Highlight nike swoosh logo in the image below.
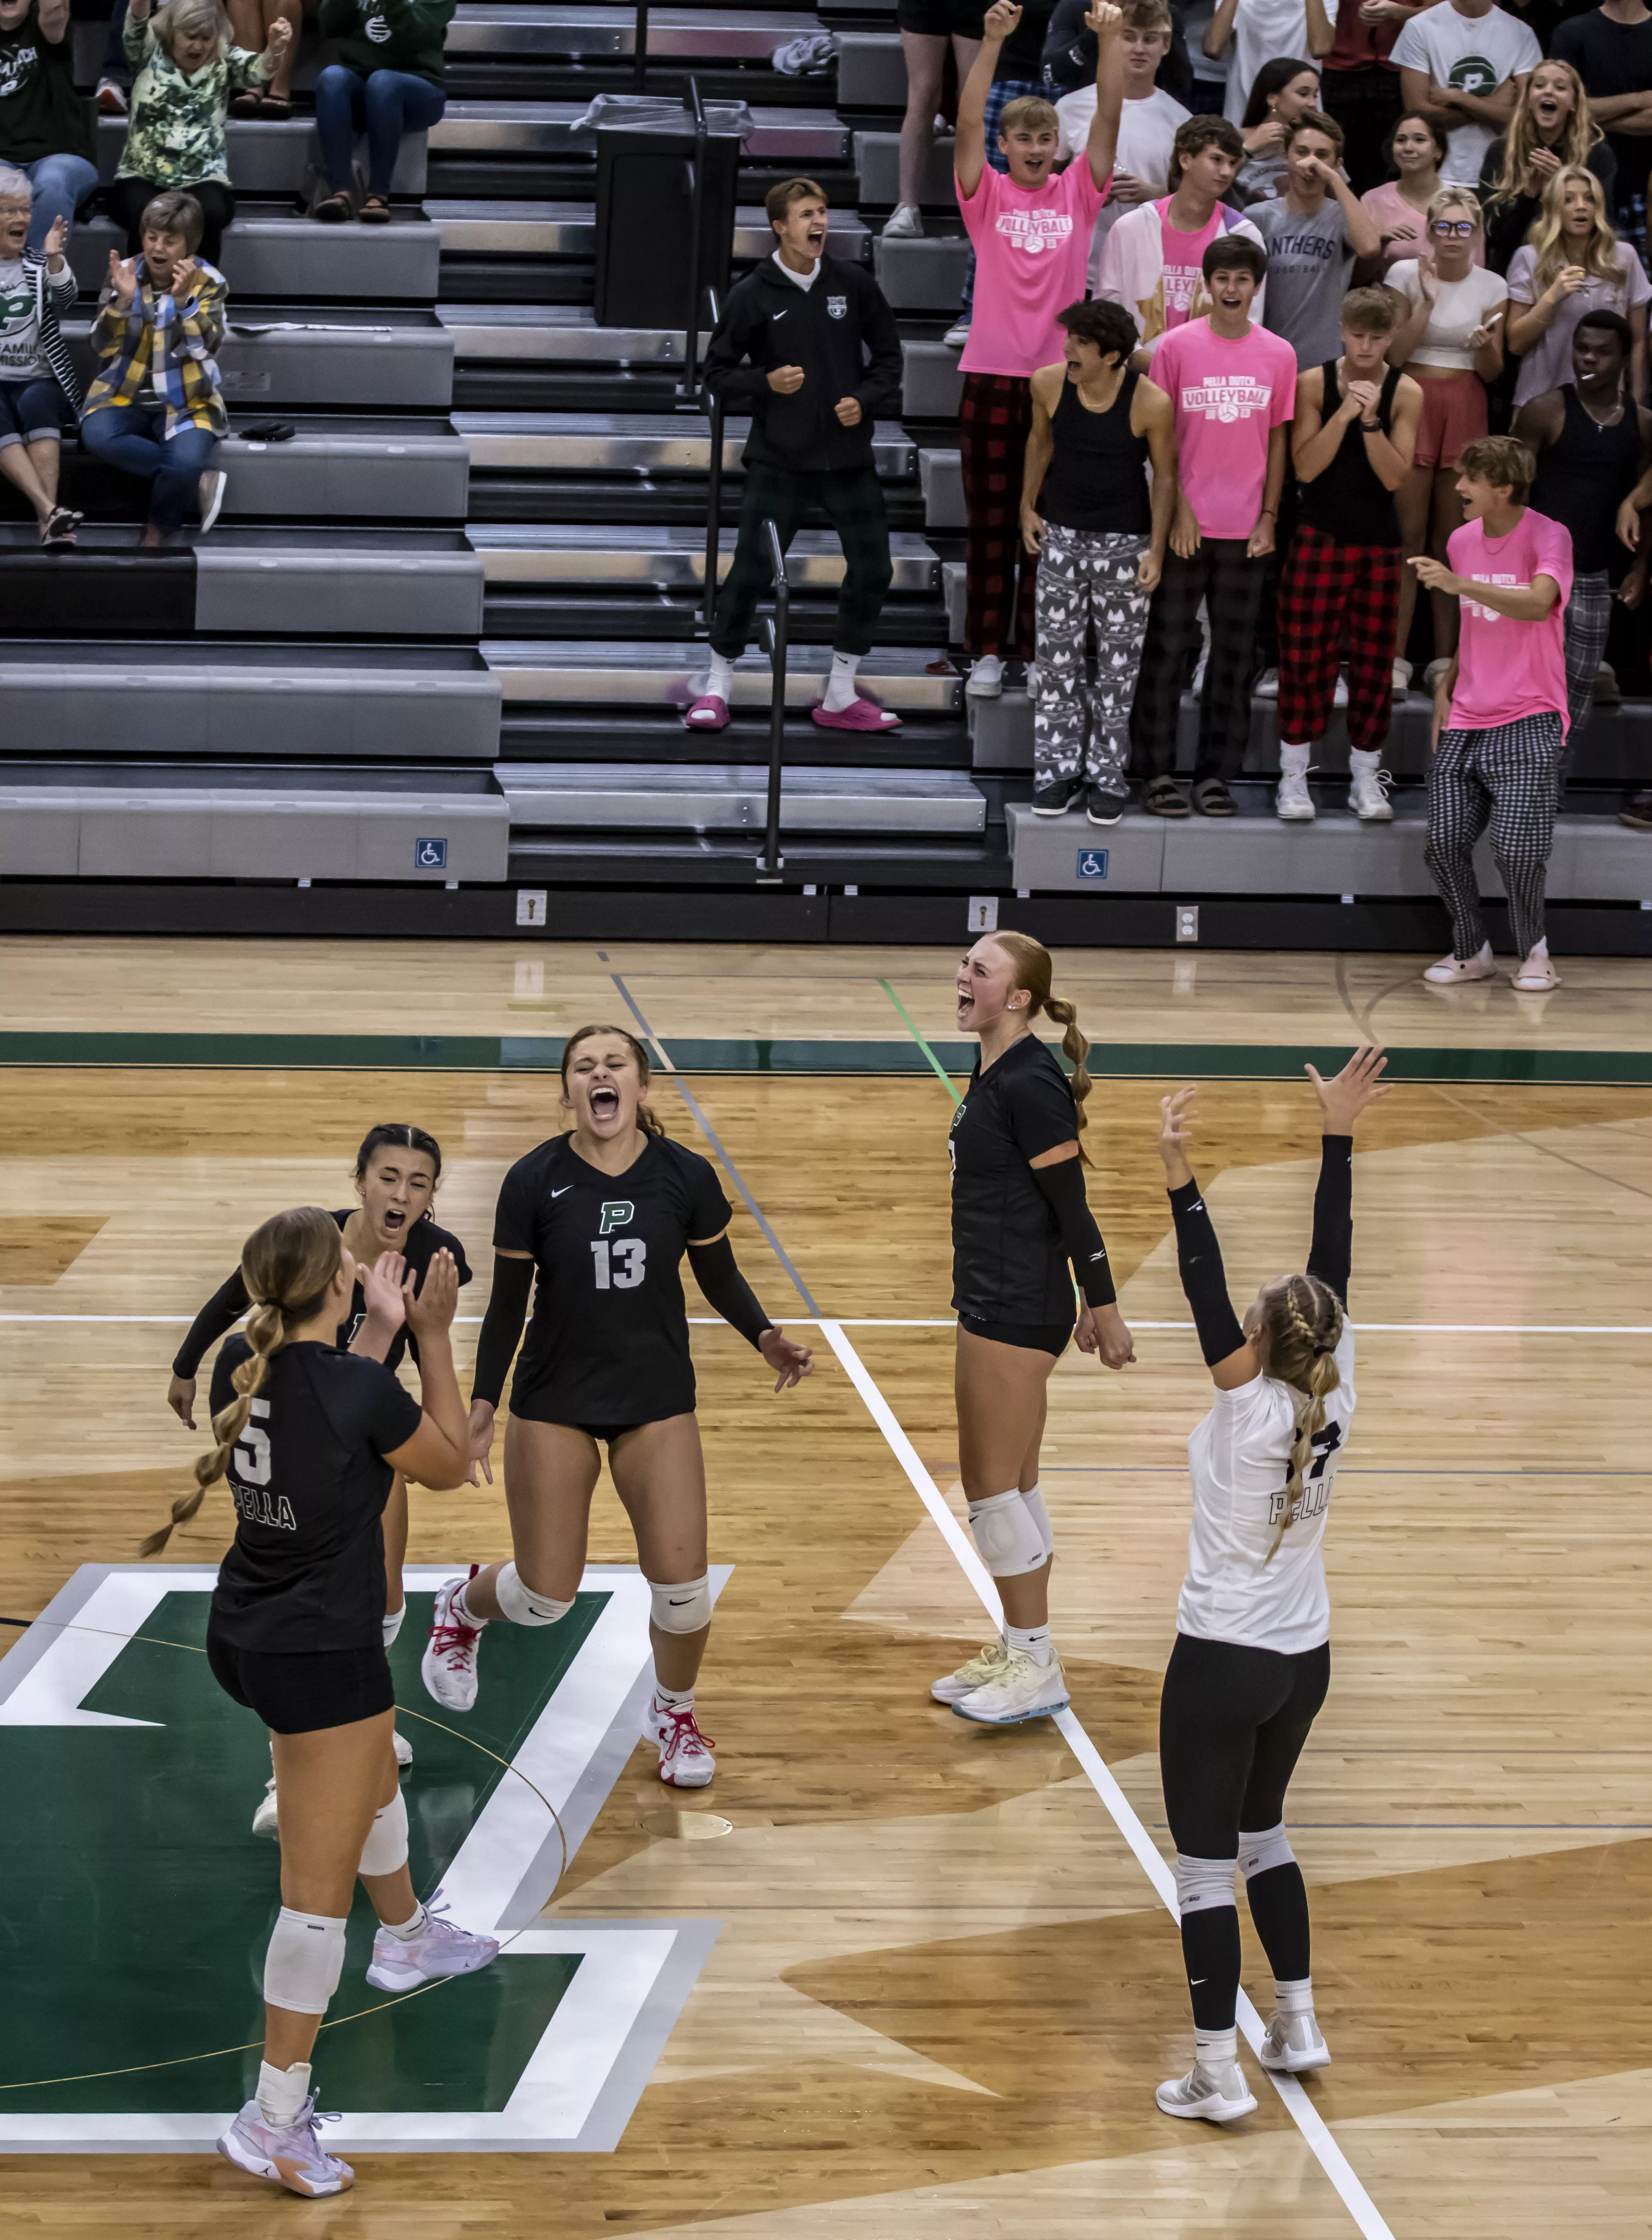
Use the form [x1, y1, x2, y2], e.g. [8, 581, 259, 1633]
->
[669, 1596, 696, 1606]
[773, 309, 787, 319]
[551, 1186, 574, 1198]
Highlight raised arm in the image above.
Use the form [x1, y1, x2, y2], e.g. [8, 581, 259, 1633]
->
[1303, 1047, 1389, 1305]
[384, 1251, 472, 1491]
[686, 1228, 812, 1390]
[1085, 0, 1126, 190]
[1155, 1089, 1253, 1390]
[957, 0, 1020, 200]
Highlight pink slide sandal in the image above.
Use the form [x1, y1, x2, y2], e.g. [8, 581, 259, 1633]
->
[683, 695, 730, 731]
[811, 698, 902, 733]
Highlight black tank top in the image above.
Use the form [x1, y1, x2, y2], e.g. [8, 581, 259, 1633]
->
[1530, 384, 1642, 576]
[1298, 359, 1403, 549]
[1038, 367, 1153, 536]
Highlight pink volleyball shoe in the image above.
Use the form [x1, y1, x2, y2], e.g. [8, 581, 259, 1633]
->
[811, 697, 902, 732]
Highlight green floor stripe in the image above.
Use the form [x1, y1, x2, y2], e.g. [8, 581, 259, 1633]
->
[1, 1032, 1651, 1087]
[878, 980, 964, 1106]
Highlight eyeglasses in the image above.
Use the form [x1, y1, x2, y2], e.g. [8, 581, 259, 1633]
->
[1430, 219, 1476, 237]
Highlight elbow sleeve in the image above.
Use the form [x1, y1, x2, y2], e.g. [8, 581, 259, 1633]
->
[1032, 1156, 1117, 1309]
[687, 1236, 773, 1348]
[1306, 1134, 1353, 1305]
[470, 1254, 534, 1408]
[1168, 1179, 1246, 1368]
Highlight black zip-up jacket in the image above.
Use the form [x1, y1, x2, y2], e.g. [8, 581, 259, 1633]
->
[703, 253, 904, 474]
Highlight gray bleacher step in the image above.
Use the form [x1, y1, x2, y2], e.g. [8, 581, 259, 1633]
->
[64, 309, 452, 410]
[470, 523, 937, 587]
[428, 199, 866, 259]
[497, 760, 984, 833]
[0, 780, 508, 882]
[837, 30, 905, 106]
[448, 6, 825, 56]
[855, 128, 954, 206]
[97, 115, 426, 194]
[874, 235, 969, 311]
[430, 101, 846, 157]
[68, 207, 439, 302]
[919, 447, 962, 529]
[216, 417, 470, 520]
[440, 304, 698, 362]
[484, 638, 959, 707]
[902, 337, 963, 420]
[455, 409, 912, 475]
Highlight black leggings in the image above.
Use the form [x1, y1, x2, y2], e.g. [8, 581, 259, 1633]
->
[110, 176, 236, 269]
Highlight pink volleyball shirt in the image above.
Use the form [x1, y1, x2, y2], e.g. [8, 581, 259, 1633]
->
[1152, 316, 1298, 540]
[1447, 509, 1573, 734]
[957, 156, 1109, 378]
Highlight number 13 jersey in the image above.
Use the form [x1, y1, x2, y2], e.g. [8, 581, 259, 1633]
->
[493, 1132, 733, 1427]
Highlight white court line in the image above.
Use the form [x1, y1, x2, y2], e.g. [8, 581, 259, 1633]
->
[818, 1317, 1397, 2240]
[6, 1314, 1652, 1336]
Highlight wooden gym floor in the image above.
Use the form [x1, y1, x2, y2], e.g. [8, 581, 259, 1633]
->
[2, 937, 1651, 2238]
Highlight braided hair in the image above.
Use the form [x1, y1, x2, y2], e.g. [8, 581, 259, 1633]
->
[1252, 1271, 1344, 1533]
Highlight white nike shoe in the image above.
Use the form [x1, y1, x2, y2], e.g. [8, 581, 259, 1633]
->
[881, 202, 924, 238]
[644, 1696, 717, 1786]
[1275, 769, 1315, 821]
[251, 1773, 279, 1841]
[393, 1727, 413, 1768]
[1259, 2009, 1330, 2073]
[217, 2096, 353, 2197]
[1423, 941, 1495, 984]
[952, 1647, 1069, 1725]
[1348, 765, 1393, 821]
[1156, 2060, 1257, 2122]
[421, 1571, 485, 1711]
[930, 1638, 1010, 1704]
[365, 1897, 501, 1993]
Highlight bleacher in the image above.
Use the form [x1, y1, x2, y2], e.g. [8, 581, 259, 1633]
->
[5, 0, 1650, 946]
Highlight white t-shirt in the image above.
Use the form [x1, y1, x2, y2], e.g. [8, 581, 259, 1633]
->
[1389, 256, 1507, 367]
[771, 251, 820, 291]
[1390, 2, 1542, 183]
[1219, 0, 1340, 127]
[1057, 84, 1192, 283]
[1176, 1320, 1356, 1656]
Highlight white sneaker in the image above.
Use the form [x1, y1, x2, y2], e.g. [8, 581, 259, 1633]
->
[1423, 655, 1453, 691]
[966, 654, 1003, 699]
[365, 1898, 501, 1993]
[1349, 765, 1393, 821]
[1190, 642, 1209, 694]
[643, 1696, 717, 1786]
[943, 316, 971, 348]
[952, 1647, 1069, 1725]
[1155, 2061, 1257, 2123]
[1022, 661, 1040, 699]
[1275, 770, 1315, 821]
[197, 468, 228, 534]
[1332, 668, 1349, 708]
[1392, 658, 1412, 696]
[421, 1571, 485, 1711]
[1254, 666, 1279, 699]
[1423, 942, 1494, 984]
[931, 1638, 1010, 1704]
[881, 202, 924, 238]
[251, 1773, 279, 1841]
[393, 1728, 413, 1769]
[217, 2096, 353, 2197]
[1259, 2010, 1331, 2073]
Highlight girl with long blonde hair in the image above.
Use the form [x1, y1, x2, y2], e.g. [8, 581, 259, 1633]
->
[1506, 164, 1650, 408]
[1148, 1048, 1385, 2126]
[1480, 59, 1609, 275]
[933, 933, 1135, 1726]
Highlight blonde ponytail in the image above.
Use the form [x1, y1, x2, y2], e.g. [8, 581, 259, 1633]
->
[141, 1208, 344, 1558]
[1252, 1272, 1344, 1553]
[985, 932, 1094, 1155]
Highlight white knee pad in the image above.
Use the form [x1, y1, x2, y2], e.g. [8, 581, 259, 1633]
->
[1175, 1852, 1239, 1917]
[649, 1573, 712, 1634]
[359, 1786, 409, 1877]
[966, 1489, 1048, 1579]
[1020, 1483, 1054, 1563]
[263, 1907, 348, 2015]
[495, 1561, 575, 1628]
[381, 1603, 406, 1650]
[1239, 1823, 1297, 1881]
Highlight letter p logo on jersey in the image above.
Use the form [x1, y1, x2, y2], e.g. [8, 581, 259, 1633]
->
[599, 1201, 635, 1235]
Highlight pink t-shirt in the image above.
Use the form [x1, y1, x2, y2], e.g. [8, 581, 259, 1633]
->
[1155, 199, 1223, 331]
[957, 157, 1109, 377]
[1152, 316, 1298, 540]
[1447, 509, 1574, 734]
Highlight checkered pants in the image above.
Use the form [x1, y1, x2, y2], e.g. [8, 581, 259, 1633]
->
[1563, 566, 1611, 755]
[961, 371, 1038, 658]
[1130, 540, 1267, 782]
[711, 461, 893, 659]
[1277, 528, 1403, 754]
[1425, 711, 1565, 961]
[1033, 527, 1151, 789]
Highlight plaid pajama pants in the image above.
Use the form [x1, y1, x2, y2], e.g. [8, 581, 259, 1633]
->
[1130, 540, 1267, 783]
[961, 372, 1038, 659]
[710, 461, 893, 659]
[1277, 528, 1403, 754]
[1033, 526, 1151, 789]
[1562, 566, 1611, 757]
[1425, 711, 1565, 962]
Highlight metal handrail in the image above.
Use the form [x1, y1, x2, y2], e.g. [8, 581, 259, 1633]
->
[757, 515, 787, 880]
[632, 0, 648, 91]
[674, 73, 709, 403]
[701, 380, 725, 631]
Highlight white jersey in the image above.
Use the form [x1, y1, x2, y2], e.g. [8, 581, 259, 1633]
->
[1175, 1320, 1355, 1656]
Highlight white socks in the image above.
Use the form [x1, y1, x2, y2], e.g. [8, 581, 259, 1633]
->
[382, 1601, 405, 1649]
[1348, 747, 1382, 779]
[1194, 2025, 1239, 2076]
[822, 650, 861, 714]
[450, 1580, 487, 1629]
[256, 2058, 312, 2130]
[1275, 1975, 1314, 2016]
[705, 652, 735, 703]
[653, 1680, 695, 1712]
[379, 1902, 428, 1944]
[1280, 741, 1311, 778]
[1005, 1621, 1054, 1669]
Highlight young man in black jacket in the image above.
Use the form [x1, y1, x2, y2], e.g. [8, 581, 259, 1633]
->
[688, 177, 906, 733]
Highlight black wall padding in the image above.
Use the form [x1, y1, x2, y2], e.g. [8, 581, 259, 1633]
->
[1, 551, 196, 635]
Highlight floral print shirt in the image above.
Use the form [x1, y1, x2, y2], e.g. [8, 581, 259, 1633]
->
[115, 17, 271, 186]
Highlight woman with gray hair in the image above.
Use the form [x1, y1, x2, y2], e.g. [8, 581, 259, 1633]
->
[108, 0, 289, 265]
[0, 162, 82, 544]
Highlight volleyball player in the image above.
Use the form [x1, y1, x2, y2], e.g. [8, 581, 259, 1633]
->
[141, 1208, 498, 2199]
[1150, 1045, 1386, 2123]
[167, 1124, 470, 1831]
[935, 932, 1135, 1727]
[421, 1024, 813, 1788]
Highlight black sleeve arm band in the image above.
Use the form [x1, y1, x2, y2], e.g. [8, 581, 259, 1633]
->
[1031, 1156, 1118, 1309]
[470, 1254, 535, 1408]
[171, 1269, 251, 1378]
[1168, 1177, 1246, 1368]
[687, 1235, 774, 1349]
[1306, 1133, 1354, 1305]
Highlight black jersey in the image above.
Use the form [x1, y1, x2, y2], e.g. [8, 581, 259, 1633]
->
[494, 1132, 732, 1426]
[208, 1339, 422, 1655]
[949, 1035, 1083, 1326]
[173, 1210, 471, 1380]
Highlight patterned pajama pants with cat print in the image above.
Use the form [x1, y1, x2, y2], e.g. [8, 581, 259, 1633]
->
[1033, 526, 1152, 794]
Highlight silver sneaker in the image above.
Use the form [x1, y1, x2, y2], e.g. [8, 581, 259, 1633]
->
[1259, 2009, 1330, 2073]
[1155, 2060, 1257, 2122]
[366, 1897, 501, 1993]
[930, 1638, 1010, 1704]
[217, 2095, 353, 2196]
[881, 202, 924, 238]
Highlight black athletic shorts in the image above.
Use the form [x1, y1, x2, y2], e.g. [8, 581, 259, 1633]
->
[509, 1391, 691, 1438]
[1159, 1631, 1331, 1858]
[208, 1627, 396, 1735]
[897, 0, 986, 35]
[959, 1312, 1074, 1356]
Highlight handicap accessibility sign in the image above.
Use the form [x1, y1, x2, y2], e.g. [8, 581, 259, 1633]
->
[415, 837, 449, 870]
[1076, 848, 1109, 881]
